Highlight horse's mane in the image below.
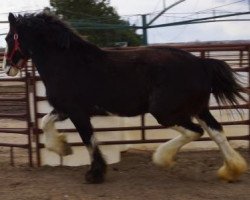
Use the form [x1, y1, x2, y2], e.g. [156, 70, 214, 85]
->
[16, 13, 104, 55]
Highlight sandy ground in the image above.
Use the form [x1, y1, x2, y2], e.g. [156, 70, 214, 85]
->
[0, 149, 250, 200]
[1, 84, 250, 200]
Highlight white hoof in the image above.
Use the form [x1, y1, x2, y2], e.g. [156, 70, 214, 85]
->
[45, 134, 73, 156]
[41, 114, 58, 131]
[218, 152, 248, 182]
[152, 147, 177, 168]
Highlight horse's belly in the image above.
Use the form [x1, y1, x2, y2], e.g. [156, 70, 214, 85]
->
[100, 98, 148, 117]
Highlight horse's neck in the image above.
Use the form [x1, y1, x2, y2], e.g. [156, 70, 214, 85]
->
[31, 46, 84, 82]
[31, 47, 59, 82]
[30, 39, 104, 81]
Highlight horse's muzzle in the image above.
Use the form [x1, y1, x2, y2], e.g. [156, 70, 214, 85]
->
[4, 64, 19, 76]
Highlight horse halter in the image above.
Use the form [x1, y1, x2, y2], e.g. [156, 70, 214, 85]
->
[5, 33, 28, 69]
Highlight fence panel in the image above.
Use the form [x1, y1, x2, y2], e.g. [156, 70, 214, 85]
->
[0, 52, 33, 166]
[0, 43, 249, 166]
[31, 43, 250, 166]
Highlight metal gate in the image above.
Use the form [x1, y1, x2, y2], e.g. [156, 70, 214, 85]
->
[0, 43, 249, 166]
[0, 53, 33, 166]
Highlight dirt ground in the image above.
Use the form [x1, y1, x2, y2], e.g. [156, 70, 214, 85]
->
[0, 149, 250, 200]
[1, 84, 250, 200]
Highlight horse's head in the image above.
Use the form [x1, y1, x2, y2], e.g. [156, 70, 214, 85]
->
[3, 12, 103, 76]
[4, 13, 30, 76]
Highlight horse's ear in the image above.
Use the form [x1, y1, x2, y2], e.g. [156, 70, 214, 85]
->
[8, 13, 16, 26]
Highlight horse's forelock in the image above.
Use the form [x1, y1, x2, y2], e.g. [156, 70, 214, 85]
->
[14, 13, 103, 54]
[13, 13, 67, 47]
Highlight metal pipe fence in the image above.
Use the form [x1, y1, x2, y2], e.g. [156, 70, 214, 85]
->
[0, 43, 249, 166]
[0, 53, 33, 166]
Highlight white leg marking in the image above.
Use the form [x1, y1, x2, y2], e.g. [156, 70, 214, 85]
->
[197, 118, 247, 181]
[86, 135, 98, 162]
[42, 113, 72, 156]
[153, 126, 201, 168]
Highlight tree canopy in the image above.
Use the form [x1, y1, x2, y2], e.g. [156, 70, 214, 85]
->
[50, 0, 141, 47]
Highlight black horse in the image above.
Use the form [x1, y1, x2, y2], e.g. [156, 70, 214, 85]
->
[4, 12, 247, 183]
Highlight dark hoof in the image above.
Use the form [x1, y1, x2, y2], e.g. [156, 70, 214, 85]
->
[85, 146, 107, 184]
[85, 169, 105, 184]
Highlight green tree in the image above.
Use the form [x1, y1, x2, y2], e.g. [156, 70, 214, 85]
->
[50, 0, 141, 47]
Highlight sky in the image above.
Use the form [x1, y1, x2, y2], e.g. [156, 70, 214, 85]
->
[0, 0, 250, 47]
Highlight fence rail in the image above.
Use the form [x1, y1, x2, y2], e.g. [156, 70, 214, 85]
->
[0, 66, 33, 166]
[0, 42, 249, 166]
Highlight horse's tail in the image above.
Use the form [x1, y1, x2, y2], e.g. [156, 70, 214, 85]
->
[205, 58, 247, 106]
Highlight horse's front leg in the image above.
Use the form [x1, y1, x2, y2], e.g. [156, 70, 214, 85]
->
[69, 111, 107, 184]
[41, 109, 73, 156]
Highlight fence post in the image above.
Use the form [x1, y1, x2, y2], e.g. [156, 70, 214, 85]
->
[141, 15, 148, 45]
[141, 114, 146, 141]
[248, 46, 250, 151]
[30, 63, 41, 166]
[25, 67, 33, 167]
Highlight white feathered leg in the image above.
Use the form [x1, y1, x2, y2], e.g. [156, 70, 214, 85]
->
[41, 112, 72, 156]
[197, 118, 247, 182]
[153, 126, 202, 168]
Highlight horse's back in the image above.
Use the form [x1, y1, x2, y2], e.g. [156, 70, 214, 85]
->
[97, 47, 211, 118]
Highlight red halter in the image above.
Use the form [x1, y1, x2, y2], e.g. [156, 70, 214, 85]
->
[5, 33, 28, 69]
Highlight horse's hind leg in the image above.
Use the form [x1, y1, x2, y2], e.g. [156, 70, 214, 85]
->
[41, 109, 72, 156]
[68, 111, 107, 184]
[153, 117, 204, 168]
[197, 109, 247, 182]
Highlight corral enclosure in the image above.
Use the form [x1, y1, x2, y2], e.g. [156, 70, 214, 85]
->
[1, 42, 250, 200]
[0, 42, 250, 167]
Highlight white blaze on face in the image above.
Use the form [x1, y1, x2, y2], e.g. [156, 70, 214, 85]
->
[2, 46, 7, 72]
[2, 46, 20, 77]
